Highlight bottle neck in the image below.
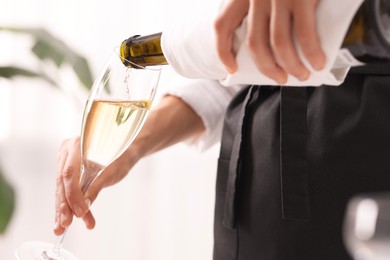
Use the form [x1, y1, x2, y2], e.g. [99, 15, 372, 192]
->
[120, 33, 168, 68]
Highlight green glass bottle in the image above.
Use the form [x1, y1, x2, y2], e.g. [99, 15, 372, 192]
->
[120, 33, 168, 69]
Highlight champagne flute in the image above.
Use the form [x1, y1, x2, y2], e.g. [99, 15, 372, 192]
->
[15, 49, 161, 260]
[343, 192, 390, 260]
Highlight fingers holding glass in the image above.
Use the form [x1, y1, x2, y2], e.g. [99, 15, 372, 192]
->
[54, 138, 92, 235]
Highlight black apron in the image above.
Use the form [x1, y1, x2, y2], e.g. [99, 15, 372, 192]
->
[213, 62, 390, 260]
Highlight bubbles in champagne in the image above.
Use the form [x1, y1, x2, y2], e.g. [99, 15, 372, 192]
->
[124, 67, 131, 99]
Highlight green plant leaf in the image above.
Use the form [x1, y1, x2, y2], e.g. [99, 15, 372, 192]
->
[0, 168, 15, 234]
[72, 56, 94, 89]
[31, 38, 65, 67]
[0, 66, 57, 86]
[0, 27, 93, 90]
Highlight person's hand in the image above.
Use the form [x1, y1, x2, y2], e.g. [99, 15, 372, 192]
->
[53, 95, 206, 236]
[54, 137, 139, 235]
[214, 0, 326, 84]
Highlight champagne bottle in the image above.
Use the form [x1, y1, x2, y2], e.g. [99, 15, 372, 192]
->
[120, 33, 167, 69]
[342, 0, 390, 59]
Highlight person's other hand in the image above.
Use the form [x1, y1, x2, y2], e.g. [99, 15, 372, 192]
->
[214, 0, 326, 84]
[54, 137, 138, 235]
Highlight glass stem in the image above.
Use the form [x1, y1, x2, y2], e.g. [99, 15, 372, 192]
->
[51, 229, 67, 257]
[50, 163, 104, 258]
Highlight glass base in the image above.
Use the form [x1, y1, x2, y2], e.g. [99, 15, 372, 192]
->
[15, 241, 78, 260]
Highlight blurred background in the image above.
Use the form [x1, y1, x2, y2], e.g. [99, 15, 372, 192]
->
[0, 0, 222, 259]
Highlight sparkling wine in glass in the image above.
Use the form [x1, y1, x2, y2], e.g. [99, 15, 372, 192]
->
[343, 192, 390, 260]
[15, 50, 161, 260]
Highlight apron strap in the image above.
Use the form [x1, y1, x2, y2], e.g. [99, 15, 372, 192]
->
[223, 85, 257, 229]
[280, 87, 310, 221]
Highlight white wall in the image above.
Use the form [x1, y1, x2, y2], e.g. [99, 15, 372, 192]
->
[0, 0, 221, 259]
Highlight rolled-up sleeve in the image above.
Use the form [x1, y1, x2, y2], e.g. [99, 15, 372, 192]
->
[161, 77, 242, 151]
